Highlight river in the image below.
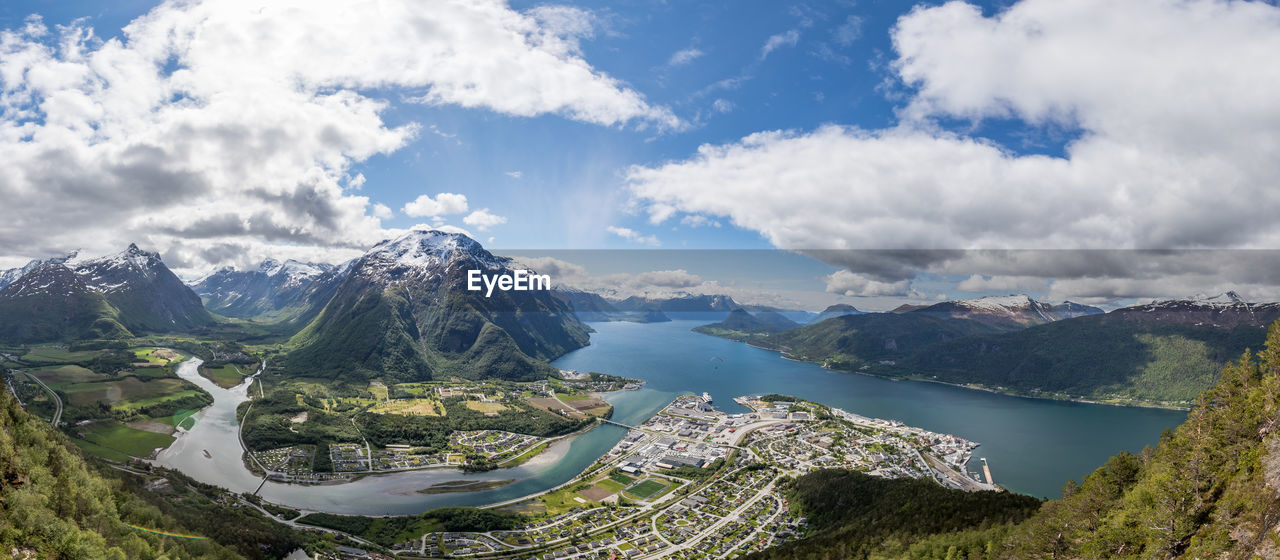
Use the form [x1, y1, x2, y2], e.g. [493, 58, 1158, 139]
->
[154, 319, 1186, 515]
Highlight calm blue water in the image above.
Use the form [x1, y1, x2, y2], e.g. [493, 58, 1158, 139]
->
[552, 320, 1188, 499]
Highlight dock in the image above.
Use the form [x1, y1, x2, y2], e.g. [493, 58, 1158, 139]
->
[981, 457, 995, 485]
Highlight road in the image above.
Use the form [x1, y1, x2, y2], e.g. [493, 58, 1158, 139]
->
[652, 472, 786, 559]
[20, 370, 62, 426]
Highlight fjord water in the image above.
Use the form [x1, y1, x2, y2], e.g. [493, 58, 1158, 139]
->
[553, 319, 1188, 499]
[157, 319, 1185, 515]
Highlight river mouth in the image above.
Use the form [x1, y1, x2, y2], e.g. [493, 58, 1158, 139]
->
[152, 319, 1187, 514]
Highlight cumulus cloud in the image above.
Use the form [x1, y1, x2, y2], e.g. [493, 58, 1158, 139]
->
[607, 226, 660, 246]
[760, 30, 800, 59]
[403, 193, 470, 218]
[825, 270, 912, 297]
[463, 209, 508, 231]
[629, 0, 1280, 299]
[371, 203, 394, 220]
[0, 0, 677, 275]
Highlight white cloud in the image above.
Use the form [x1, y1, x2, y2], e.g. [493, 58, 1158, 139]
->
[0, 0, 678, 275]
[371, 203, 394, 220]
[711, 99, 734, 113]
[607, 226, 660, 246]
[668, 48, 704, 66]
[403, 193, 469, 218]
[463, 209, 508, 231]
[760, 29, 800, 59]
[629, 0, 1280, 297]
[505, 171, 523, 179]
[825, 270, 912, 297]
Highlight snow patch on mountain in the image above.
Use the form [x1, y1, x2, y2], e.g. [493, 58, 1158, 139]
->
[360, 230, 506, 280]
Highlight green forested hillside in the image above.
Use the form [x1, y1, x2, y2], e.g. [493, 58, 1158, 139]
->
[0, 387, 315, 559]
[733, 309, 1265, 405]
[762, 312, 1012, 370]
[744, 470, 1041, 560]
[904, 320, 1263, 404]
[755, 322, 1280, 559]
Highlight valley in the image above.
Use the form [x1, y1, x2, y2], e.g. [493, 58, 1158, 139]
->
[0, 234, 1238, 559]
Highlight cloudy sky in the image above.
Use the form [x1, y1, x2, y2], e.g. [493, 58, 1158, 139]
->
[2, 0, 1280, 309]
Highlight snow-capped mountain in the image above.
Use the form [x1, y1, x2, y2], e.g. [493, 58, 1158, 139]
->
[1112, 291, 1280, 327]
[285, 230, 589, 382]
[0, 251, 78, 290]
[0, 244, 211, 342]
[70, 244, 214, 332]
[913, 294, 1103, 327]
[0, 263, 132, 342]
[192, 258, 341, 320]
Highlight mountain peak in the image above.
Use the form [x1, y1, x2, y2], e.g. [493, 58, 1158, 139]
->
[365, 229, 503, 274]
[257, 258, 283, 274]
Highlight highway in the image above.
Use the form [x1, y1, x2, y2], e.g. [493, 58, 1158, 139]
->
[20, 370, 62, 426]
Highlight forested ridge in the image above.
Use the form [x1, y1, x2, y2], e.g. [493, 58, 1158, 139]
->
[0, 383, 315, 559]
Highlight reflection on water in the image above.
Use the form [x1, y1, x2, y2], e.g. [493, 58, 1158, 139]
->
[154, 320, 1187, 515]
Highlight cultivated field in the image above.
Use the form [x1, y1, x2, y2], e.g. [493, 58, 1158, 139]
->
[463, 400, 508, 414]
[369, 398, 444, 416]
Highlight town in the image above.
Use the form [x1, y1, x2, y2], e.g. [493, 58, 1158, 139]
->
[392, 393, 995, 558]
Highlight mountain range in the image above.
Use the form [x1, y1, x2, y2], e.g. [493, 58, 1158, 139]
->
[0, 244, 214, 342]
[192, 258, 351, 327]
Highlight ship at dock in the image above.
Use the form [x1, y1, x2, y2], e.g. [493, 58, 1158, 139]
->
[701, 392, 713, 403]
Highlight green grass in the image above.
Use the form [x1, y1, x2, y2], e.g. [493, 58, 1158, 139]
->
[60, 377, 199, 409]
[157, 410, 200, 430]
[30, 365, 104, 387]
[70, 438, 132, 462]
[497, 441, 548, 467]
[199, 364, 247, 389]
[540, 484, 598, 515]
[21, 347, 102, 363]
[609, 473, 635, 485]
[625, 479, 667, 499]
[77, 421, 175, 458]
[596, 479, 626, 493]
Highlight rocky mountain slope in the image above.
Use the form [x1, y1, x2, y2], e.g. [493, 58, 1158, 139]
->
[192, 258, 351, 329]
[285, 230, 590, 382]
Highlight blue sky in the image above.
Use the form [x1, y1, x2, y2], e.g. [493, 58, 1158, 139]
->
[2, 0, 1279, 309]
[2, 0, 946, 251]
